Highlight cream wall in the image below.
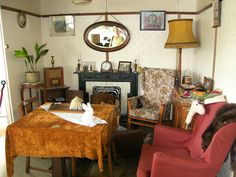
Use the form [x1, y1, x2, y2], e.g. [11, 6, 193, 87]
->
[214, 0, 236, 103]
[1, 1, 43, 120]
[194, 9, 214, 82]
[195, 1, 236, 176]
[195, 0, 236, 103]
[42, 14, 197, 91]
[0, 0, 41, 14]
[196, 0, 211, 10]
[40, 0, 198, 90]
[0, 0, 198, 120]
[41, 0, 197, 14]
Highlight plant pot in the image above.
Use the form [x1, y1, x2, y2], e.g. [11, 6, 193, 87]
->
[25, 71, 40, 83]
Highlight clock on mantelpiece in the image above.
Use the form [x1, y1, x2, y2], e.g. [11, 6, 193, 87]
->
[101, 61, 113, 72]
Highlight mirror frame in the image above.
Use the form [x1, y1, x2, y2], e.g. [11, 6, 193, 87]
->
[84, 21, 130, 52]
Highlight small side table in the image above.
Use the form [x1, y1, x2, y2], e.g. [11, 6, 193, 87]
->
[172, 88, 192, 129]
[20, 82, 46, 104]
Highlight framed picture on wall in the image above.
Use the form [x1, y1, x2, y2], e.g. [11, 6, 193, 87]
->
[118, 61, 132, 72]
[140, 11, 166, 30]
[212, 0, 221, 28]
[50, 15, 75, 36]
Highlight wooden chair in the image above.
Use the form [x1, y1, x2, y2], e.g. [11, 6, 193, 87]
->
[71, 98, 118, 177]
[90, 92, 117, 105]
[65, 89, 84, 102]
[111, 129, 148, 160]
[71, 92, 119, 177]
[127, 67, 176, 129]
[18, 96, 52, 174]
[91, 92, 120, 130]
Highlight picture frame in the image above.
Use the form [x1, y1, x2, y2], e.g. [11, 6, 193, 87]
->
[118, 61, 132, 72]
[82, 61, 96, 72]
[203, 77, 213, 93]
[212, 0, 221, 28]
[50, 15, 75, 36]
[140, 11, 166, 30]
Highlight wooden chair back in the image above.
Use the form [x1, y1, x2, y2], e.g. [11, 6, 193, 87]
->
[18, 97, 40, 117]
[90, 92, 116, 105]
[65, 90, 84, 103]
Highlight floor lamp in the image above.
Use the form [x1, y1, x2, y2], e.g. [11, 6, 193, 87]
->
[164, 19, 199, 86]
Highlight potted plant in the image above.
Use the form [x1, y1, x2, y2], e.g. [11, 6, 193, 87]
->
[14, 43, 49, 83]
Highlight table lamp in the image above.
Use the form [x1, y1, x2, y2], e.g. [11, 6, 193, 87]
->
[164, 19, 199, 85]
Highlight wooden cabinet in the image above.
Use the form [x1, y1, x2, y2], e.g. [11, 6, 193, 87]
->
[42, 85, 70, 102]
[173, 88, 192, 129]
[44, 67, 64, 88]
[42, 67, 69, 102]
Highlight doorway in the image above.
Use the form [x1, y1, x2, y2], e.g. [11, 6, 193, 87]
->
[0, 10, 11, 134]
[0, 10, 12, 177]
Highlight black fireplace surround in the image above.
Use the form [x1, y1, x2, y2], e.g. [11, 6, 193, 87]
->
[74, 71, 139, 102]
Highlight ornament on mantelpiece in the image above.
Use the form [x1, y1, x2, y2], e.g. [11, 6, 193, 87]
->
[77, 59, 81, 72]
[133, 55, 139, 72]
[51, 56, 55, 67]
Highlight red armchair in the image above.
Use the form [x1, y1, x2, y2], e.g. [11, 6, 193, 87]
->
[137, 102, 236, 177]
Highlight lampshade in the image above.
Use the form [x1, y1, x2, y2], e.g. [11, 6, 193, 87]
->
[71, 0, 92, 5]
[164, 19, 199, 49]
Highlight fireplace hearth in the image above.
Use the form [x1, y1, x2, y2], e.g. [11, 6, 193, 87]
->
[93, 86, 121, 100]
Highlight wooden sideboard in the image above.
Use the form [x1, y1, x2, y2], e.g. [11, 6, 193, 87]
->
[173, 88, 192, 129]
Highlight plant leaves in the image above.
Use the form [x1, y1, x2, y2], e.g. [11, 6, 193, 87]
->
[35, 49, 49, 64]
[34, 43, 39, 55]
[14, 51, 25, 58]
[38, 43, 47, 51]
[22, 47, 28, 55]
[14, 43, 48, 72]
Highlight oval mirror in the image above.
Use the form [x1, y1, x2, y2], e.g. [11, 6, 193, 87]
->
[84, 21, 130, 52]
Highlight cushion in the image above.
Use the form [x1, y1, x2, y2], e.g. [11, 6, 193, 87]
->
[129, 107, 160, 120]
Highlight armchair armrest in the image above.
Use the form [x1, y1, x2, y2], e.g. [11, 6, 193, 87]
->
[151, 152, 210, 177]
[153, 125, 191, 147]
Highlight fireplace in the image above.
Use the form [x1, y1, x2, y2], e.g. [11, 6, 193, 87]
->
[93, 86, 121, 99]
[74, 72, 139, 114]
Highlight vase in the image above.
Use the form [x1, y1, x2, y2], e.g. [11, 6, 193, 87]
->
[25, 71, 40, 83]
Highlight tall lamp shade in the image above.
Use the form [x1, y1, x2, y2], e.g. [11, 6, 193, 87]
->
[164, 19, 199, 84]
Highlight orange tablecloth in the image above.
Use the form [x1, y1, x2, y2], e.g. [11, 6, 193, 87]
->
[5, 104, 115, 177]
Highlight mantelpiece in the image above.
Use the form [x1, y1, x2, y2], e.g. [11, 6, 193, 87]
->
[74, 72, 139, 102]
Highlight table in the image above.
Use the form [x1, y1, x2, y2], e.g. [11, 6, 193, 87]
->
[20, 82, 46, 104]
[172, 88, 192, 129]
[5, 103, 116, 177]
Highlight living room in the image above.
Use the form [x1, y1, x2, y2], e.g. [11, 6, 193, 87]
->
[0, 0, 236, 177]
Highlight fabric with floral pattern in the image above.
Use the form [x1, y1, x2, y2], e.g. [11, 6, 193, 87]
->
[128, 67, 176, 120]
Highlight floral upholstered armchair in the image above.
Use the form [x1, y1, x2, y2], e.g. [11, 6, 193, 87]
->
[127, 67, 176, 129]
